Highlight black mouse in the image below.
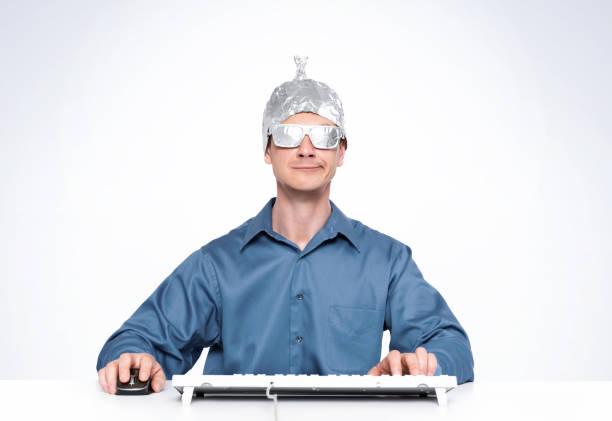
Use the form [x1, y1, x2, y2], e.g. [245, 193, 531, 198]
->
[116, 368, 152, 395]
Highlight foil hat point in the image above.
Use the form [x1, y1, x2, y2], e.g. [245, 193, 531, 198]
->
[293, 55, 308, 81]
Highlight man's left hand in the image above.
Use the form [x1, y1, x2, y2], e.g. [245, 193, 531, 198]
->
[367, 348, 437, 376]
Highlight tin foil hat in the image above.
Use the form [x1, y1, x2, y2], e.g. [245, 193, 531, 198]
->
[262, 55, 347, 153]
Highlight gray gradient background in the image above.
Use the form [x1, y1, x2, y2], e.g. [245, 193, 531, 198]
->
[1, 0, 610, 380]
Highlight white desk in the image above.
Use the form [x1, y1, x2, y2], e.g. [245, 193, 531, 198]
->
[0, 380, 608, 420]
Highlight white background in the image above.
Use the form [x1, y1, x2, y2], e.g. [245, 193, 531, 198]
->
[1, 0, 610, 381]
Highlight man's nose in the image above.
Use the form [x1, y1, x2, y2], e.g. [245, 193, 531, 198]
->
[297, 135, 315, 156]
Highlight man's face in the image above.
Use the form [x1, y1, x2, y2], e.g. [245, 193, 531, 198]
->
[264, 112, 346, 194]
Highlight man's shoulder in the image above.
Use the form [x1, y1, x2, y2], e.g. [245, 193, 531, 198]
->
[348, 216, 411, 254]
[196, 217, 253, 257]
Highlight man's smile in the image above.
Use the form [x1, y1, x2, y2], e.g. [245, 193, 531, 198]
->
[293, 166, 321, 171]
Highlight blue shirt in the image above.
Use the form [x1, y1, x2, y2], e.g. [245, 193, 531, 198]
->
[96, 197, 474, 384]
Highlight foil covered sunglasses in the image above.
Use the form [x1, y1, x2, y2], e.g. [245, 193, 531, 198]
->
[267, 124, 345, 149]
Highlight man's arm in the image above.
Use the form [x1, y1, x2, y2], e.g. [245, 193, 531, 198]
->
[384, 243, 474, 384]
[96, 248, 222, 381]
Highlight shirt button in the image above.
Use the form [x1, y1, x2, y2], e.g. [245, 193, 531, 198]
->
[296, 293, 303, 300]
[296, 336, 303, 343]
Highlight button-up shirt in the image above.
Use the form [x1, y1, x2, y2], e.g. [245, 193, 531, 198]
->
[96, 197, 475, 384]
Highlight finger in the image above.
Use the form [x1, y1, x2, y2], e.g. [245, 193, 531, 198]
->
[368, 359, 386, 375]
[139, 355, 153, 381]
[106, 361, 118, 394]
[118, 353, 134, 383]
[403, 353, 420, 375]
[415, 347, 428, 375]
[387, 350, 402, 375]
[98, 368, 108, 394]
[378, 356, 391, 375]
[427, 353, 437, 376]
[367, 365, 382, 376]
[150, 361, 166, 392]
[371, 354, 391, 375]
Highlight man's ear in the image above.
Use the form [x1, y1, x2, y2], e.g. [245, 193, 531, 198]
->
[336, 139, 347, 167]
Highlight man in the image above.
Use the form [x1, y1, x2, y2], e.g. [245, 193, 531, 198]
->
[97, 56, 474, 394]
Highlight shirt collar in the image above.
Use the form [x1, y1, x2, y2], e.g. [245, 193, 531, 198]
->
[240, 197, 360, 253]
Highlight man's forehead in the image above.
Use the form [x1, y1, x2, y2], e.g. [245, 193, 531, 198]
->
[282, 112, 337, 126]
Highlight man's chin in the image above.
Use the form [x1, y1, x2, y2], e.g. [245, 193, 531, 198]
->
[283, 181, 328, 194]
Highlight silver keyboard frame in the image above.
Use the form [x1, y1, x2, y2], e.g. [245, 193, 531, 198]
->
[172, 374, 457, 407]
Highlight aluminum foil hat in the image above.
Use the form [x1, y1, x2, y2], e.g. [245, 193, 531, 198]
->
[262, 55, 347, 153]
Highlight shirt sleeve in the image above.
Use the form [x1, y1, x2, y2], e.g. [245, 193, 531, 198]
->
[95, 248, 222, 377]
[385, 243, 474, 384]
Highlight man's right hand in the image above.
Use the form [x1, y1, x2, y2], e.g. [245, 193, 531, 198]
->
[98, 353, 166, 394]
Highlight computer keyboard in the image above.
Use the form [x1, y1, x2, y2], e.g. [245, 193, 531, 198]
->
[172, 373, 457, 407]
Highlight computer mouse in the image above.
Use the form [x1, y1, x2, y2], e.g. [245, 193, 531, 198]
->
[116, 368, 152, 395]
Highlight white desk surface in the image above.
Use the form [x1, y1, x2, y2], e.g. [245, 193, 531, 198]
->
[1, 380, 609, 420]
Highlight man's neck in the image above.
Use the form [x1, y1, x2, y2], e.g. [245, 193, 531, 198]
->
[271, 183, 332, 251]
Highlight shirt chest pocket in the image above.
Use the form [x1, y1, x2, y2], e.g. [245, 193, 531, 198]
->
[326, 305, 384, 373]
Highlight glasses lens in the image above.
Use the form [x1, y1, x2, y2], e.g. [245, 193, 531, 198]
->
[272, 125, 303, 147]
[309, 126, 341, 149]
